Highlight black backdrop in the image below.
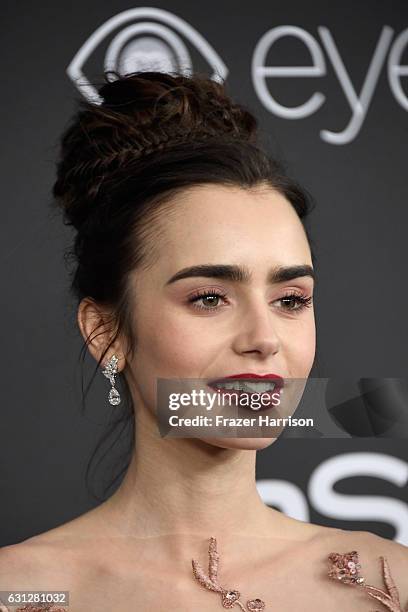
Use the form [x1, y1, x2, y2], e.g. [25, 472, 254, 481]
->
[1, 0, 407, 547]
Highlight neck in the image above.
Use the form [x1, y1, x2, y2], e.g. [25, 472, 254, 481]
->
[78, 404, 305, 583]
[96, 408, 294, 565]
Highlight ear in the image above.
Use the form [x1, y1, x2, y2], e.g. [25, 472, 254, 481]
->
[77, 297, 125, 372]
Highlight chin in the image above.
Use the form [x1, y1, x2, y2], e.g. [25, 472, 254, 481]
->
[200, 436, 279, 450]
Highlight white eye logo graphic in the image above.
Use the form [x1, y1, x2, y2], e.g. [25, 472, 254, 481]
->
[67, 6, 228, 103]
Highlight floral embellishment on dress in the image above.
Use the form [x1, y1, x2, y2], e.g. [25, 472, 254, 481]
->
[192, 536, 266, 611]
[328, 550, 364, 584]
[0, 600, 67, 612]
[16, 607, 67, 612]
[246, 598, 266, 611]
[328, 550, 408, 612]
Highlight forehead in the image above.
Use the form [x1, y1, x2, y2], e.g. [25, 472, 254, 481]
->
[156, 184, 311, 265]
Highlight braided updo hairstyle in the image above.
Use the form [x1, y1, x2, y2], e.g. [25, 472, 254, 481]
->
[52, 70, 315, 501]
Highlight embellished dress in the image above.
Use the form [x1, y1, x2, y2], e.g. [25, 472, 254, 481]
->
[0, 539, 406, 612]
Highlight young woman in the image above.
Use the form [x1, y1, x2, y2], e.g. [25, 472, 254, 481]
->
[0, 71, 407, 612]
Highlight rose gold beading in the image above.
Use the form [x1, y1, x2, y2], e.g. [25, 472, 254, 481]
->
[192, 537, 266, 611]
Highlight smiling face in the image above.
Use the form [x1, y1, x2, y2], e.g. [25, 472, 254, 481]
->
[124, 183, 316, 450]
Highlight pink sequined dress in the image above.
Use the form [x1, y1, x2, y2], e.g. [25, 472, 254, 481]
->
[0, 546, 406, 612]
[189, 540, 407, 612]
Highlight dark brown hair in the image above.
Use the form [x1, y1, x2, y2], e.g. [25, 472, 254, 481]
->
[52, 70, 316, 502]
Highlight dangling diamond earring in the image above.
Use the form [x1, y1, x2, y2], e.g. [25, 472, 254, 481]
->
[101, 354, 121, 405]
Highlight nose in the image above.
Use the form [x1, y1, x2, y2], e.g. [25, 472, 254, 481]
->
[232, 299, 280, 358]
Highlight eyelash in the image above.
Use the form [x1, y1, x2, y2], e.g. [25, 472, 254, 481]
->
[188, 289, 313, 313]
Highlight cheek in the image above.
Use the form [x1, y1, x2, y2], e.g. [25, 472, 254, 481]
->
[136, 309, 213, 375]
[287, 314, 316, 377]
[129, 315, 203, 417]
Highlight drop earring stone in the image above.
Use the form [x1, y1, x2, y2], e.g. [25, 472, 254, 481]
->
[102, 354, 121, 406]
[108, 386, 121, 405]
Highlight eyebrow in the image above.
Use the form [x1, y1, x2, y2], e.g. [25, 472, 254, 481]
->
[165, 264, 315, 286]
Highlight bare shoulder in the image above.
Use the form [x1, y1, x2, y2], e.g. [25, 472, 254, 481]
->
[0, 505, 117, 598]
[0, 539, 83, 612]
[0, 538, 76, 589]
[0, 527, 101, 612]
[0, 502, 110, 577]
[0, 512, 103, 587]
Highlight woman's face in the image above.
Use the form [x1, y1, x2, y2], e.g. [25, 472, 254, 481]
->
[125, 183, 316, 450]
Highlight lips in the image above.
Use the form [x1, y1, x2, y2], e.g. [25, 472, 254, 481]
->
[207, 373, 284, 411]
[208, 372, 284, 390]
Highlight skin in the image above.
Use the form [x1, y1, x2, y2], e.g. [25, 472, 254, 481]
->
[2, 183, 408, 610]
[122, 183, 316, 451]
[74, 183, 318, 555]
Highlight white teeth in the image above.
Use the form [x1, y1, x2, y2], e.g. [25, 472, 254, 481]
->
[211, 381, 276, 392]
[242, 381, 276, 393]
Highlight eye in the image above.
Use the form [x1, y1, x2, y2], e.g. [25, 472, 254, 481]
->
[67, 7, 228, 103]
[275, 291, 313, 313]
[188, 289, 229, 312]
